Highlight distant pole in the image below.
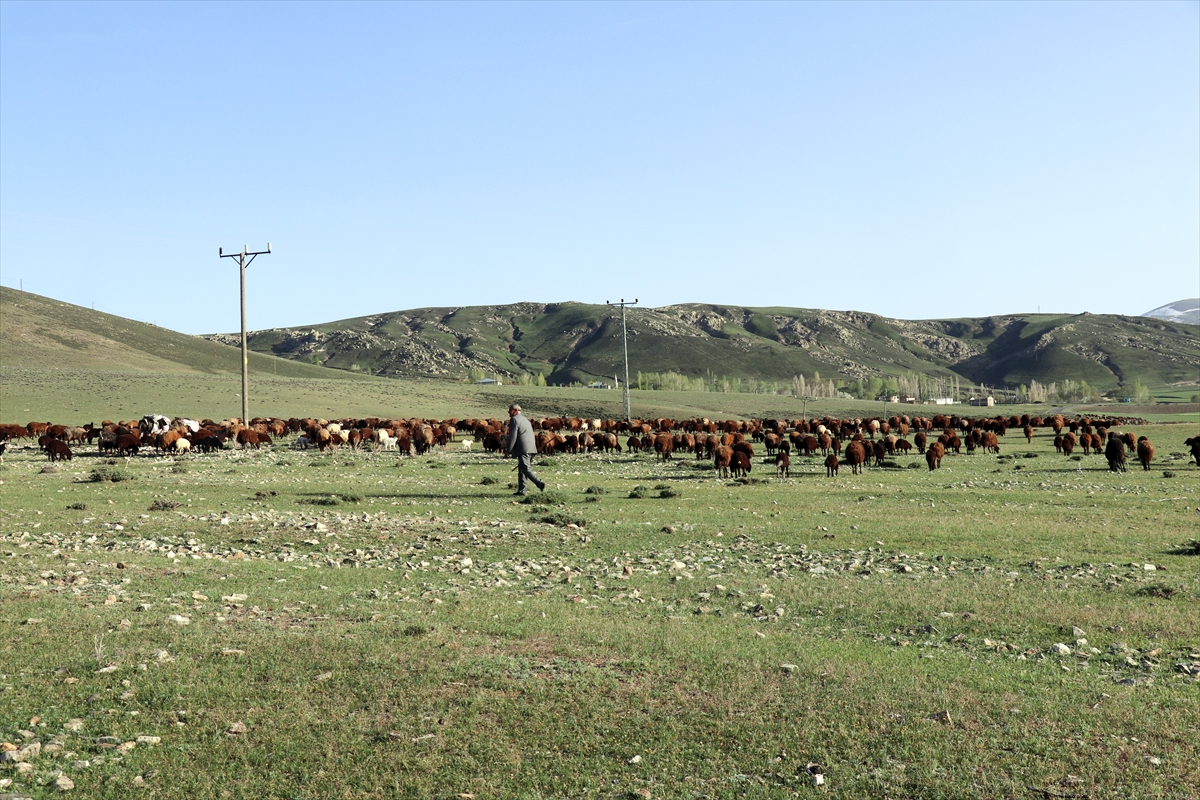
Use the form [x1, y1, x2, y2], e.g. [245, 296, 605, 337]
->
[219, 243, 272, 424]
[606, 298, 639, 422]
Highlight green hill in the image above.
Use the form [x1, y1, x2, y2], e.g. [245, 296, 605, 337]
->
[0, 287, 364, 380]
[215, 302, 1199, 394]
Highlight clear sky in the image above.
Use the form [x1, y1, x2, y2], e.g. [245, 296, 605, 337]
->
[2, 1, 1197, 335]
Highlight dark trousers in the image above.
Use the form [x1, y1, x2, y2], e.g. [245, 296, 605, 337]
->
[516, 453, 544, 494]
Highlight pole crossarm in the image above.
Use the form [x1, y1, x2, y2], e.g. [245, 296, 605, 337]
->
[606, 298, 638, 423]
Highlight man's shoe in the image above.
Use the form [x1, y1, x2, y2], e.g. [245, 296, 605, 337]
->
[515, 491, 527, 497]
[537, 482, 546, 492]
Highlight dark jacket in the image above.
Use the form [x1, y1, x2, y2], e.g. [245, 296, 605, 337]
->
[506, 413, 537, 456]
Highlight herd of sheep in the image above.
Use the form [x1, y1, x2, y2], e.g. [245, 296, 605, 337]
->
[2, 412, 1196, 479]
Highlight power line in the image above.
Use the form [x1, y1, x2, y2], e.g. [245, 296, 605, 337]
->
[219, 243, 271, 424]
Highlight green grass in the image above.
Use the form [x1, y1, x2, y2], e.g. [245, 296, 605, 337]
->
[2, 418, 1198, 798]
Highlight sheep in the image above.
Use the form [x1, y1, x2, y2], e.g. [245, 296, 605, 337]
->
[775, 452, 790, 478]
[925, 442, 945, 471]
[1136, 437, 1154, 470]
[47, 439, 72, 461]
[843, 441, 866, 475]
[1104, 433, 1127, 473]
[824, 453, 838, 477]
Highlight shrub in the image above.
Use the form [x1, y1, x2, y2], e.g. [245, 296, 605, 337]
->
[480, 476, 497, 486]
[1024, 452, 1039, 459]
[299, 496, 341, 506]
[628, 485, 649, 499]
[583, 486, 606, 495]
[531, 512, 586, 528]
[519, 490, 569, 506]
[66, 502, 87, 511]
[340, 493, 363, 503]
[149, 499, 181, 511]
[89, 467, 133, 483]
[1134, 584, 1181, 600]
[658, 488, 680, 499]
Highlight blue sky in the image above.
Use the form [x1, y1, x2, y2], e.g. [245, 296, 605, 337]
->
[1, 1, 1197, 335]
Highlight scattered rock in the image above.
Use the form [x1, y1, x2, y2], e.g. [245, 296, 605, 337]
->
[928, 710, 952, 725]
[135, 736, 160, 745]
[314, 671, 334, 682]
[1071, 626, 1085, 637]
[166, 615, 190, 626]
[1051, 643, 1071, 656]
[628, 755, 642, 764]
[226, 721, 248, 736]
[55, 776, 75, 791]
[220, 649, 245, 657]
[780, 664, 799, 674]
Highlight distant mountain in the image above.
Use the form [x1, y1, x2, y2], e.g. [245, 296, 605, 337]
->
[206, 302, 1200, 392]
[0, 287, 366, 380]
[1143, 298, 1200, 326]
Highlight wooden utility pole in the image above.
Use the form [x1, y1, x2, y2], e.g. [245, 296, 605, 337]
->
[606, 298, 638, 422]
[219, 243, 271, 424]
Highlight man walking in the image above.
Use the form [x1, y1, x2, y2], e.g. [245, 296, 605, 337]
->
[505, 404, 545, 495]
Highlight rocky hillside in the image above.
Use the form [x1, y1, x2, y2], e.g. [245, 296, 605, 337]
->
[207, 302, 1200, 393]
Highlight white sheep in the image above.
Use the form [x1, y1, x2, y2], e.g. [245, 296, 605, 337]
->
[173, 438, 191, 455]
[376, 431, 397, 451]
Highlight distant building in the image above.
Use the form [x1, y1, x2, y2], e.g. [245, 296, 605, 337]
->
[929, 397, 955, 405]
[474, 378, 503, 386]
[969, 395, 995, 407]
[585, 382, 612, 389]
[900, 395, 916, 404]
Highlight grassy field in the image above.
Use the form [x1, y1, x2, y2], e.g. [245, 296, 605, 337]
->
[2, 407, 1199, 798]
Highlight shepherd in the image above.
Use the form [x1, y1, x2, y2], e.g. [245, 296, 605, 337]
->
[506, 404, 546, 496]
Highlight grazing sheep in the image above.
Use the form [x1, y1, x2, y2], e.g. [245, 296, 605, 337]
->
[714, 445, 733, 478]
[775, 451, 790, 478]
[843, 441, 867, 475]
[824, 453, 839, 477]
[47, 439, 72, 461]
[1104, 433, 1127, 473]
[1186, 436, 1200, 467]
[926, 442, 945, 471]
[731, 451, 751, 478]
[1135, 436, 1154, 470]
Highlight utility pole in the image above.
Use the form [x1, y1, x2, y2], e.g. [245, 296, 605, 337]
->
[219, 243, 271, 424]
[606, 298, 638, 422]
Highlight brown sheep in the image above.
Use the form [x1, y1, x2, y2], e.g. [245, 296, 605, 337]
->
[1061, 433, 1076, 456]
[775, 452, 790, 478]
[926, 441, 945, 471]
[1136, 437, 1154, 470]
[843, 441, 867, 475]
[731, 451, 751, 478]
[654, 433, 674, 461]
[824, 453, 839, 477]
[46, 439, 72, 461]
[914, 431, 927, 454]
[237, 429, 261, 449]
[714, 445, 733, 478]
[1023, 424, 1034, 443]
[980, 432, 1000, 454]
